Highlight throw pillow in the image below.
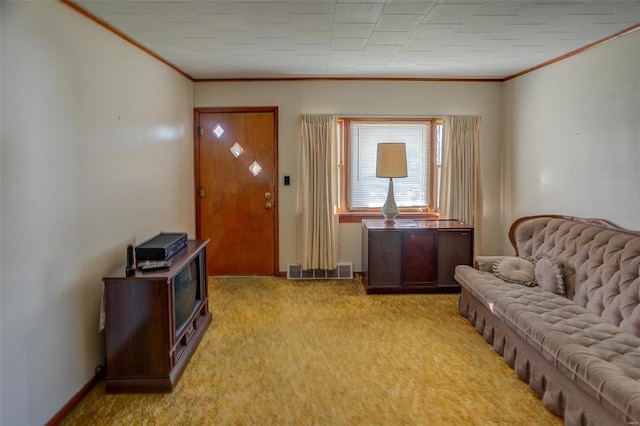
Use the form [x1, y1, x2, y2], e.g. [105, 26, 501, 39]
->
[534, 256, 566, 296]
[492, 257, 536, 287]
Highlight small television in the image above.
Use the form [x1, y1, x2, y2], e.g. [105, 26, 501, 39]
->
[172, 250, 205, 336]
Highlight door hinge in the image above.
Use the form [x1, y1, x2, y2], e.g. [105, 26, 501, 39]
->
[198, 188, 206, 198]
[198, 127, 204, 136]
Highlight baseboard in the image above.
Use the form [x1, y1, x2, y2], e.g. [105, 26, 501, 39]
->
[46, 368, 103, 425]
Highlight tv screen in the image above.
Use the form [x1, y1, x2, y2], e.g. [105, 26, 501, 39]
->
[173, 257, 200, 334]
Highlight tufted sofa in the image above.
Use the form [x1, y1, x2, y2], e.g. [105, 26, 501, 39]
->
[455, 215, 640, 426]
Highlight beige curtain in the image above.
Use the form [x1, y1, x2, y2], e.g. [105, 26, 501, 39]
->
[297, 115, 339, 270]
[440, 115, 483, 254]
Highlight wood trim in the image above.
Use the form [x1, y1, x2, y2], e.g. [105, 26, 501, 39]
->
[504, 23, 640, 81]
[46, 370, 102, 425]
[195, 77, 504, 83]
[59, 0, 193, 82]
[272, 108, 280, 276]
[339, 212, 439, 223]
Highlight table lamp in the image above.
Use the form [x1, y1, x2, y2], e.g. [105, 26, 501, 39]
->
[376, 143, 407, 223]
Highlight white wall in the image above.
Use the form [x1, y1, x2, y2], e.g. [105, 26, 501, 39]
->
[195, 80, 503, 270]
[502, 31, 640, 252]
[0, 2, 194, 424]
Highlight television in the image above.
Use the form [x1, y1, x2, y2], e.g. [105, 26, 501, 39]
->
[103, 239, 211, 393]
[172, 251, 204, 336]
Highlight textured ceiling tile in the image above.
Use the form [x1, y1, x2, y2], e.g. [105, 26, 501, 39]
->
[335, 3, 384, 23]
[292, 30, 332, 44]
[331, 38, 368, 51]
[201, 14, 250, 30]
[456, 15, 512, 33]
[249, 23, 293, 38]
[257, 38, 296, 50]
[473, 1, 530, 16]
[358, 55, 392, 65]
[368, 31, 412, 45]
[423, 4, 484, 24]
[362, 44, 401, 56]
[162, 22, 215, 38]
[411, 23, 458, 39]
[401, 39, 438, 51]
[287, 1, 336, 14]
[182, 37, 224, 51]
[382, 1, 436, 15]
[289, 13, 334, 30]
[140, 3, 202, 23]
[71, 0, 640, 79]
[330, 50, 363, 60]
[375, 14, 424, 31]
[239, 2, 290, 23]
[332, 23, 376, 38]
[187, 1, 242, 14]
[295, 44, 331, 55]
[211, 30, 254, 44]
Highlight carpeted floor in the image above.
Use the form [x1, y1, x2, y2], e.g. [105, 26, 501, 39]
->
[62, 277, 561, 425]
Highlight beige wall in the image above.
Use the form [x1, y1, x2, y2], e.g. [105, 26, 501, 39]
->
[194, 80, 504, 270]
[502, 31, 640, 253]
[0, 2, 194, 424]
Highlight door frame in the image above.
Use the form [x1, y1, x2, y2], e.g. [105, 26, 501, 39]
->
[194, 106, 279, 275]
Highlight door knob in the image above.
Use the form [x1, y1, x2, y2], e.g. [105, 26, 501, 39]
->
[265, 202, 273, 210]
[265, 192, 272, 199]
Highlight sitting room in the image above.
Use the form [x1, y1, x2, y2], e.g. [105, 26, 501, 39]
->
[1, 1, 639, 424]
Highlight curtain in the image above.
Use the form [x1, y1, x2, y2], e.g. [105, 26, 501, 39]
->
[440, 115, 483, 254]
[297, 115, 339, 270]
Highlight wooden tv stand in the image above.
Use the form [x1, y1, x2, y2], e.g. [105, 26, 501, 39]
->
[103, 239, 211, 393]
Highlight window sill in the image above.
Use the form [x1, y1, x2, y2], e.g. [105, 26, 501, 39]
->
[338, 211, 439, 223]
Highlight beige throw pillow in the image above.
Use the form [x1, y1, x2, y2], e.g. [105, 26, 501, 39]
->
[492, 257, 536, 287]
[534, 256, 566, 296]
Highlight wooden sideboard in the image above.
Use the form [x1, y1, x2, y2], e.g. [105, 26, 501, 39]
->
[362, 219, 473, 294]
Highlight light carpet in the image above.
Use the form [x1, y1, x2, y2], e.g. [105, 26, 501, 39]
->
[62, 277, 561, 425]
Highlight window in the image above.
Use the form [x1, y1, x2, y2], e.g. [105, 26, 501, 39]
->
[338, 117, 442, 213]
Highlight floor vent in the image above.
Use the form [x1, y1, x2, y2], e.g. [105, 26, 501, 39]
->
[287, 263, 353, 280]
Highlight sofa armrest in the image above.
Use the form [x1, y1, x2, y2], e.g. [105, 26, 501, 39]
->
[474, 256, 507, 272]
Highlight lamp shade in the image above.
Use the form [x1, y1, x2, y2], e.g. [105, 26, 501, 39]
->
[376, 143, 408, 178]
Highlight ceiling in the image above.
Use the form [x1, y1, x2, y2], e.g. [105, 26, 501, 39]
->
[72, 0, 640, 80]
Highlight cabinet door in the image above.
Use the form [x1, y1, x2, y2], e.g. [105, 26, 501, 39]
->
[437, 230, 473, 287]
[368, 230, 402, 288]
[402, 230, 437, 286]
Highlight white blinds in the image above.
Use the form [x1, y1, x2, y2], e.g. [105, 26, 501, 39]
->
[350, 121, 430, 209]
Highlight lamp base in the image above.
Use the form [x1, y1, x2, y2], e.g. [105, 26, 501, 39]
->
[381, 178, 399, 223]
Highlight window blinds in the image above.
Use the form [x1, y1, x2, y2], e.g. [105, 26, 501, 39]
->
[349, 121, 430, 209]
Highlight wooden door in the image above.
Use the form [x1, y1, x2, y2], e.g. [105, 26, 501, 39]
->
[195, 107, 278, 276]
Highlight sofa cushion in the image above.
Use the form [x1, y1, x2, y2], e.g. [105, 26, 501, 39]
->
[511, 217, 640, 335]
[492, 257, 536, 287]
[455, 264, 640, 421]
[534, 256, 566, 296]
